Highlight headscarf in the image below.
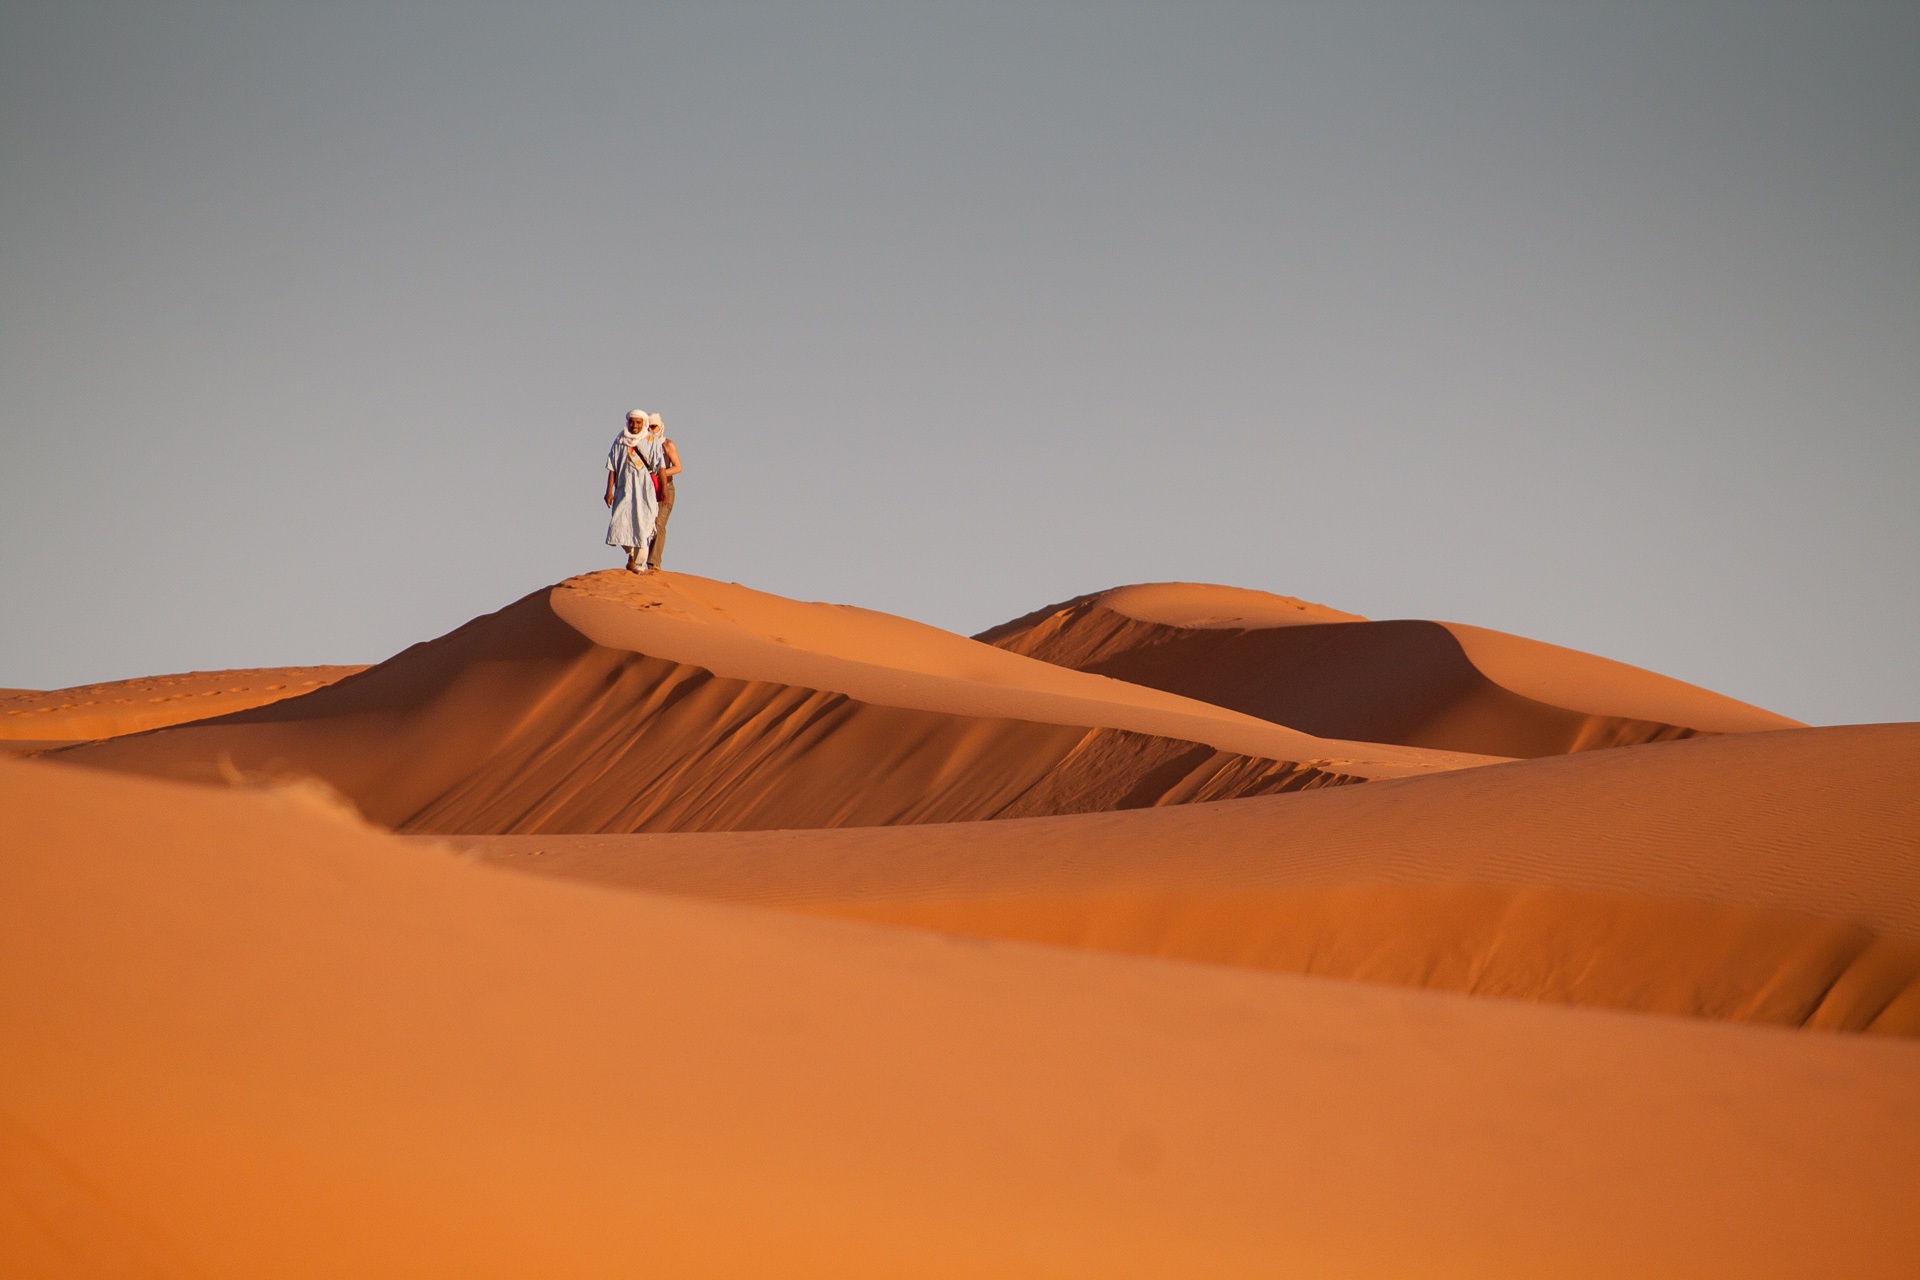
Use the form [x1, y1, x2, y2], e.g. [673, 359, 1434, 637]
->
[609, 426, 658, 472]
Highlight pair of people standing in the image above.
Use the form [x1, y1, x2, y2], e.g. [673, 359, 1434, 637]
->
[604, 409, 681, 573]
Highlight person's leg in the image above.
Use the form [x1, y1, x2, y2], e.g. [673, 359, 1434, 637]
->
[632, 518, 654, 572]
[647, 483, 675, 570]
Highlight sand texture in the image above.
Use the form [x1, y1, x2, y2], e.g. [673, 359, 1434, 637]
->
[0, 666, 366, 744]
[457, 723, 1920, 1033]
[6, 756, 1920, 1278]
[980, 583, 1802, 757]
[54, 574, 1491, 834]
[8, 573, 1916, 1275]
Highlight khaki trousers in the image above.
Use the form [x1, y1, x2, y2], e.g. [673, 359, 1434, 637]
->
[646, 479, 675, 570]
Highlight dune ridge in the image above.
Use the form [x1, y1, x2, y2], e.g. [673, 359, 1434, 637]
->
[979, 583, 1801, 758]
[56, 581, 1363, 834]
[550, 572, 1490, 775]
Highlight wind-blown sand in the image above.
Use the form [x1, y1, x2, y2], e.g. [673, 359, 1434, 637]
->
[981, 583, 1802, 757]
[7, 572, 1914, 1275]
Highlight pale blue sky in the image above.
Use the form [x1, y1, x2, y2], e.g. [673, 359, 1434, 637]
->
[3, 2, 1916, 724]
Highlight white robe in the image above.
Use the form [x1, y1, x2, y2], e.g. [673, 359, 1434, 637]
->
[605, 429, 663, 552]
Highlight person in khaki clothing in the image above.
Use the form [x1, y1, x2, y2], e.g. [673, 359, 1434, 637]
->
[644, 412, 682, 571]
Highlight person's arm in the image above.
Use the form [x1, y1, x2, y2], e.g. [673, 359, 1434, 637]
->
[661, 439, 681, 479]
[604, 464, 617, 507]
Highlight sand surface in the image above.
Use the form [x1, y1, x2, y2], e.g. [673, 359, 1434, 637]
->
[54, 574, 1492, 834]
[7, 755, 1919, 1277]
[8, 573, 1915, 1274]
[981, 583, 1801, 757]
[0, 666, 365, 743]
[551, 572, 1488, 773]
[457, 723, 1920, 1033]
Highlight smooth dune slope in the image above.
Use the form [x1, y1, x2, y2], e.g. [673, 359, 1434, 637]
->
[56, 575, 1416, 834]
[6, 756, 1919, 1278]
[547, 572, 1487, 775]
[460, 724, 1920, 1034]
[0, 666, 366, 746]
[979, 583, 1801, 757]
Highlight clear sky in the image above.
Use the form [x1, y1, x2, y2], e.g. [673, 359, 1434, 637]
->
[3, 2, 1915, 725]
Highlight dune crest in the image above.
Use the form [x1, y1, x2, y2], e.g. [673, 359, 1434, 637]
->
[979, 582, 1801, 758]
[56, 577, 1381, 834]
[550, 572, 1489, 775]
[979, 582, 1366, 639]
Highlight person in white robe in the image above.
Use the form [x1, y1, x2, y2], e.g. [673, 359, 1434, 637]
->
[604, 410, 664, 572]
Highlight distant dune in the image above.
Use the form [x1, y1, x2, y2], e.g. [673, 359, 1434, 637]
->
[979, 582, 1802, 757]
[0, 665, 365, 749]
[8, 571, 1916, 1275]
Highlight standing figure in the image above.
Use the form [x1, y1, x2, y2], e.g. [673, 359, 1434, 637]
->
[604, 409, 663, 573]
[644, 412, 682, 572]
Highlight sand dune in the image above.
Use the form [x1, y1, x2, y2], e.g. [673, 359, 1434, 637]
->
[6, 569, 1917, 1275]
[53, 573, 1491, 834]
[550, 572, 1485, 774]
[5, 755, 1917, 1277]
[460, 723, 1920, 1033]
[0, 666, 365, 746]
[39, 579, 1900, 1029]
[808, 883, 1920, 1034]
[980, 582, 1802, 757]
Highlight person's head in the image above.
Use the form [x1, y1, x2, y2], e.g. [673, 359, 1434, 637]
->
[626, 410, 647, 433]
[647, 412, 664, 434]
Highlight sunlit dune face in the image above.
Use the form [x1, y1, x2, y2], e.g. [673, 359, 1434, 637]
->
[980, 582, 1800, 758]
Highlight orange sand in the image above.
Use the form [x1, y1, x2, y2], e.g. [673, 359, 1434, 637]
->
[55, 574, 1490, 833]
[460, 723, 1920, 1033]
[981, 583, 1801, 757]
[6, 756, 1919, 1277]
[0, 666, 366, 746]
[9, 574, 1917, 1275]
